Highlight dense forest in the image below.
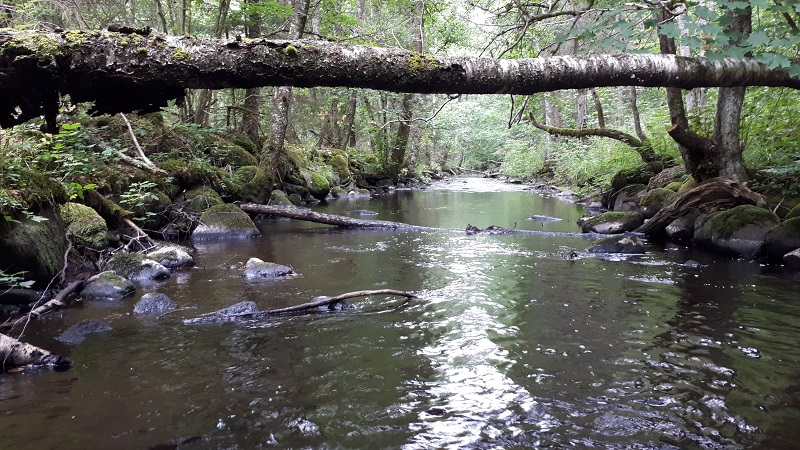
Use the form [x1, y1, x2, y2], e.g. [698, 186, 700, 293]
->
[1, 0, 799, 291]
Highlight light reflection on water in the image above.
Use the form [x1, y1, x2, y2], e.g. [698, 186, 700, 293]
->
[1, 178, 800, 448]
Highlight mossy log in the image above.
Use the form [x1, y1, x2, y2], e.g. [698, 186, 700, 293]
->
[0, 333, 71, 372]
[636, 178, 767, 235]
[239, 203, 430, 230]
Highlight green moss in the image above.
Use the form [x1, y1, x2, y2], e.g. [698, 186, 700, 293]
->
[711, 205, 779, 239]
[213, 144, 258, 167]
[665, 181, 683, 192]
[310, 172, 329, 191]
[199, 203, 255, 229]
[786, 204, 800, 221]
[61, 202, 108, 251]
[330, 186, 346, 198]
[284, 44, 298, 57]
[640, 188, 676, 209]
[408, 53, 441, 72]
[172, 48, 190, 61]
[269, 190, 293, 206]
[136, 47, 148, 55]
[105, 253, 147, 278]
[678, 177, 698, 193]
[160, 158, 224, 189]
[183, 186, 224, 213]
[234, 166, 259, 183]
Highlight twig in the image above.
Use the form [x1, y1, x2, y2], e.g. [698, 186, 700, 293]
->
[119, 113, 161, 171]
[380, 94, 461, 129]
[121, 217, 157, 249]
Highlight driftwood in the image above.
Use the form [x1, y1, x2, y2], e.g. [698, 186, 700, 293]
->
[0, 333, 71, 372]
[239, 203, 431, 230]
[1, 280, 84, 330]
[184, 290, 417, 324]
[636, 178, 767, 235]
[267, 289, 417, 314]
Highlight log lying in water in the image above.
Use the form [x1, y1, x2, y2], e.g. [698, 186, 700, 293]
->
[1, 280, 84, 331]
[239, 203, 431, 230]
[268, 289, 417, 314]
[0, 333, 71, 372]
[636, 178, 767, 235]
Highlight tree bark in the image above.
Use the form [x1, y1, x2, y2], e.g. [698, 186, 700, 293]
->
[1, 333, 71, 372]
[339, 91, 358, 149]
[628, 86, 648, 142]
[239, 203, 430, 230]
[0, 29, 798, 130]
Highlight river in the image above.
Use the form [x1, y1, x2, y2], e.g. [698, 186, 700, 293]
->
[3, 177, 800, 449]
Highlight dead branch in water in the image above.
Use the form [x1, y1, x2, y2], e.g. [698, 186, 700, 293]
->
[1, 280, 84, 331]
[267, 289, 417, 314]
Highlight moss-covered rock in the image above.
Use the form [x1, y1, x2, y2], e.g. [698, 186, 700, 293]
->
[105, 252, 171, 281]
[80, 270, 136, 301]
[301, 169, 331, 200]
[243, 257, 296, 280]
[191, 203, 260, 241]
[212, 143, 258, 168]
[579, 212, 644, 234]
[130, 189, 171, 228]
[665, 213, 699, 242]
[330, 186, 347, 198]
[182, 186, 224, 213]
[786, 204, 800, 221]
[0, 205, 67, 285]
[761, 217, 800, 258]
[288, 193, 303, 205]
[145, 244, 195, 269]
[665, 181, 683, 192]
[232, 166, 272, 204]
[640, 188, 676, 219]
[611, 183, 646, 211]
[60, 202, 108, 251]
[160, 158, 228, 190]
[268, 190, 293, 206]
[694, 205, 780, 257]
[610, 164, 661, 193]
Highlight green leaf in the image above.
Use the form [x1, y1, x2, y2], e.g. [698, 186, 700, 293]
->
[658, 22, 680, 39]
[750, 0, 771, 9]
[755, 52, 792, 68]
[747, 30, 771, 47]
[693, 5, 718, 21]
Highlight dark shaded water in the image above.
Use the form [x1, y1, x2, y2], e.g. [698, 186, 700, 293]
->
[3, 177, 800, 449]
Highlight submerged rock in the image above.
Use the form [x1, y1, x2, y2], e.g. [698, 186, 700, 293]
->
[587, 235, 646, 254]
[133, 292, 176, 315]
[528, 215, 561, 222]
[183, 301, 260, 324]
[191, 203, 261, 241]
[145, 245, 195, 269]
[80, 271, 136, 301]
[56, 319, 112, 345]
[105, 253, 171, 281]
[351, 210, 379, 216]
[243, 258, 296, 280]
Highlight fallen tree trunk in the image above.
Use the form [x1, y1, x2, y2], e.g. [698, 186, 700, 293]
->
[0, 333, 71, 372]
[239, 203, 431, 230]
[1, 29, 798, 129]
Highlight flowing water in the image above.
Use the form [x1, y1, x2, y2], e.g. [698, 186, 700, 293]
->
[3, 177, 800, 449]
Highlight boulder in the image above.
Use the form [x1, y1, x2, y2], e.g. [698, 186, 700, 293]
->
[80, 271, 135, 301]
[105, 253, 171, 281]
[0, 205, 67, 285]
[56, 319, 112, 345]
[133, 292, 177, 315]
[181, 186, 224, 213]
[330, 186, 347, 198]
[587, 235, 646, 254]
[639, 188, 677, 219]
[301, 169, 331, 200]
[268, 189, 294, 206]
[665, 214, 699, 241]
[579, 212, 644, 234]
[647, 166, 685, 190]
[694, 205, 780, 257]
[191, 203, 261, 241]
[786, 204, 800, 221]
[611, 183, 646, 211]
[761, 217, 800, 259]
[784, 248, 800, 268]
[60, 202, 108, 251]
[243, 258, 296, 280]
[145, 245, 195, 269]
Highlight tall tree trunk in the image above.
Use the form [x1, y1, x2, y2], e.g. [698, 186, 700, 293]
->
[262, 0, 310, 179]
[712, 7, 751, 182]
[628, 86, 647, 142]
[590, 88, 605, 129]
[339, 92, 358, 149]
[240, 0, 263, 149]
[575, 89, 587, 130]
